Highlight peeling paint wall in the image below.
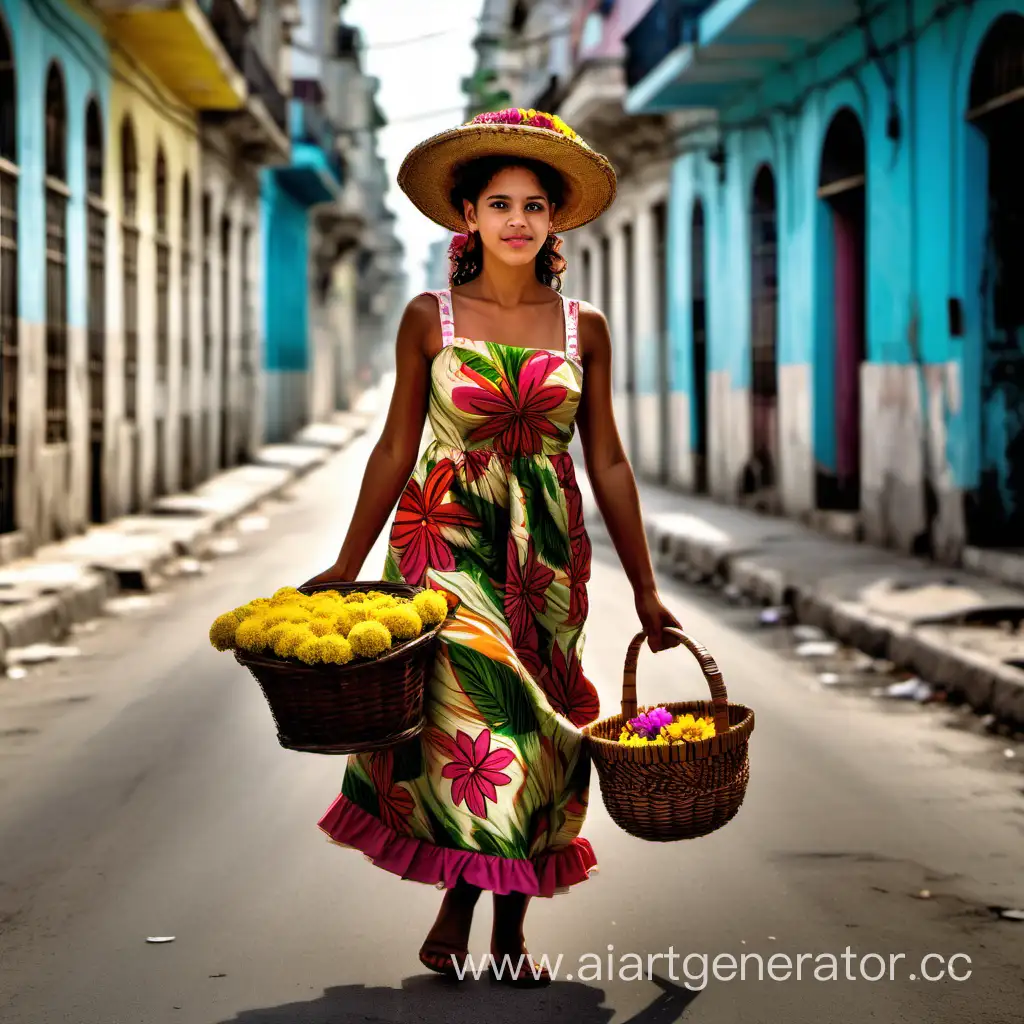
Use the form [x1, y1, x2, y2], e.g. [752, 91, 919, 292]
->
[657, 0, 1024, 562]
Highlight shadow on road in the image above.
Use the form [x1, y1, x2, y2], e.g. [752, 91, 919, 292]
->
[216, 971, 699, 1024]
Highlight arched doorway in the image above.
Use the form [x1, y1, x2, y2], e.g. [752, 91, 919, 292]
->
[816, 107, 867, 511]
[154, 145, 169, 497]
[44, 62, 69, 447]
[0, 16, 18, 535]
[121, 116, 140, 511]
[85, 99, 105, 522]
[747, 164, 778, 506]
[691, 199, 708, 493]
[965, 14, 1024, 547]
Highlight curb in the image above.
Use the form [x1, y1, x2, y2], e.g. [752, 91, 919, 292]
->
[0, 407, 377, 670]
[583, 496, 1024, 731]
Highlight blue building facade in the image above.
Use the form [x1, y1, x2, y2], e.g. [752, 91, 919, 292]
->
[0, 0, 110, 550]
[626, 0, 1024, 561]
[261, 92, 343, 442]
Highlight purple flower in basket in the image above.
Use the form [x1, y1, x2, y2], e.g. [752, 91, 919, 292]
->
[627, 706, 673, 739]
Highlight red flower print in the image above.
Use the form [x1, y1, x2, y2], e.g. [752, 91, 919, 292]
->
[504, 535, 555, 642]
[390, 459, 479, 584]
[566, 531, 591, 625]
[451, 352, 567, 454]
[437, 728, 516, 819]
[455, 447, 494, 484]
[551, 453, 587, 540]
[369, 751, 415, 835]
[542, 641, 600, 727]
[512, 624, 544, 679]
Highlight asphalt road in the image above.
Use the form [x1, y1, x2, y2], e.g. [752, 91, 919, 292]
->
[2, 415, 1022, 1024]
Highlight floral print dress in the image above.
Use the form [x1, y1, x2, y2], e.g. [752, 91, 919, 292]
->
[318, 288, 600, 896]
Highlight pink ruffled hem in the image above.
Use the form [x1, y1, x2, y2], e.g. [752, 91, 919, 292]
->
[317, 795, 598, 898]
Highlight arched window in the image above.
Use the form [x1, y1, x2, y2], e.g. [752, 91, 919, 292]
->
[0, 14, 18, 533]
[749, 163, 778, 496]
[121, 117, 139, 430]
[154, 146, 170, 495]
[85, 99, 106, 521]
[967, 14, 1024, 120]
[180, 174, 193, 488]
[44, 61, 68, 444]
[238, 224, 254, 463]
[691, 199, 708, 493]
[219, 214, 232, 469]
[200, 191, 212, 479]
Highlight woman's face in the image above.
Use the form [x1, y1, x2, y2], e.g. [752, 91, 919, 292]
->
[463, 165, 554, 268]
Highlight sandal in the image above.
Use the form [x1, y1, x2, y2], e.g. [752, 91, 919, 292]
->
[488, 952, 552, 988]
[418, 942, 469, 979]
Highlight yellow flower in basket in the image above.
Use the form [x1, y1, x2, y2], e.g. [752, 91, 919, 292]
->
[210, 584, 452, 664]
[348, 620, 392, 658]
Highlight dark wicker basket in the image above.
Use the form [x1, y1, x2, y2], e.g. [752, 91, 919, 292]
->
[582, 627, 754, 841]
[234, 581, 448, 755]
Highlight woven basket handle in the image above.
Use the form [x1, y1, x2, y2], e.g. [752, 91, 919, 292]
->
[622, 628, 731, 737]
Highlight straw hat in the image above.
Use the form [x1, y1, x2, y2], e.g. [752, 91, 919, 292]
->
[398, 108, 617, 233]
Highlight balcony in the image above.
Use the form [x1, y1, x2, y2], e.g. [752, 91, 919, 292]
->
[204, 34, 290, 164]
[274, 98, 344, 206]
[92, 0, 246, 109]
[558, 57, 626, 138]
[624, 0, 860, 114]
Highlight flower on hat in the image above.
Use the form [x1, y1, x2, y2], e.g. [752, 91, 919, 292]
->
[467, 107, 588, 148]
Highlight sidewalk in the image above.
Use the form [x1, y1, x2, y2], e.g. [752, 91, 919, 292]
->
[0, 385, 385, 668]
[575, 471, 1024, 729]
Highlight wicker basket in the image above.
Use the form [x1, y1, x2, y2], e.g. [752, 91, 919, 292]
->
[582, 627, 754, 841]
[233, 581, 447, 755]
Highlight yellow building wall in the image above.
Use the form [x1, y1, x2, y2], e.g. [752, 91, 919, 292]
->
[105, 49, 201, 510]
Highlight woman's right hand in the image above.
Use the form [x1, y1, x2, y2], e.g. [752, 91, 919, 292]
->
[300, 562, 352, 590]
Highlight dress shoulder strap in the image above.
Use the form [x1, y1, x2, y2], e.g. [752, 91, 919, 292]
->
[562, 295, 580, 362]
[426, 289, 456, 348]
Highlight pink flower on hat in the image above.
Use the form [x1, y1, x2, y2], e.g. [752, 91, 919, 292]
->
[471, 108, 523, 125]
[467, 107, 586, 146]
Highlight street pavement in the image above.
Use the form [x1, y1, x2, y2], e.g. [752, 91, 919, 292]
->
[2, 407, 1023, 1024]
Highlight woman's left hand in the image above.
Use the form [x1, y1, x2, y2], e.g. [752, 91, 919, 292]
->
[634, 589, 684, 652]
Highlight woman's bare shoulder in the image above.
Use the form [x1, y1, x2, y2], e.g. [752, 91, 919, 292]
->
[396, 293, 442, 357]
[576, 299, 611, 357]
[405, 291, 441, 323]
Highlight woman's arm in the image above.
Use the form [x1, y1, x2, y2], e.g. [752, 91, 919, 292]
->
[305, 294, 437, 584]
[576, 303, 682, 651]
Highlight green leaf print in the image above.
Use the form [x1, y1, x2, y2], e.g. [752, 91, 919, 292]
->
[473, 824, 528, 860]
[420, 789, 468, 848]
[489, 344, 529, 389]
[453, 486, 509, 579]
[455, 349, 505, 389]
[514, 457, 570, 568]
[452, 555, 505, 618]
[341, 767, 380, 819]
[383, 547, 401, 583]
[447, 642, 537, 738]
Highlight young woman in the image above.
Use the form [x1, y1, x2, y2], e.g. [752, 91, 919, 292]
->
[305, 108, 682, 986]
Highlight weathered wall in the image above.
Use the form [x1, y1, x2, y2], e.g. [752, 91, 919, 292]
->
[661, 0, 1024, 559]
[1, 0, 110, 549]
[107, 50, 202, 514]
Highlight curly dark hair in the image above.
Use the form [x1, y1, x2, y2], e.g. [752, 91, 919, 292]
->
[447, 155, 568, 290]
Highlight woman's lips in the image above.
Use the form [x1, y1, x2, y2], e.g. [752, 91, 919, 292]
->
[502, 237, 531, 248]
